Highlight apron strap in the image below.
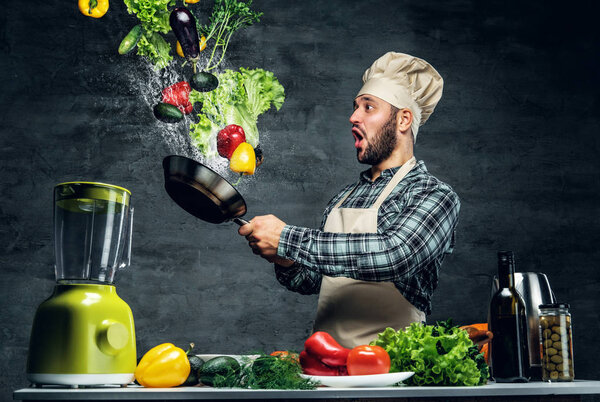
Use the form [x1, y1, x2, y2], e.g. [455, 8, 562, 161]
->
[333, 156, 417, 210]
[333, 183, 359, 209]
[371, 156, 417, 209]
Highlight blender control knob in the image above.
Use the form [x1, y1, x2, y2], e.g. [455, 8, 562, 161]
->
[97, 320, 129, 355]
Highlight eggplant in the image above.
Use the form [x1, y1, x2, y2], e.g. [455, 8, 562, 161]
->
[170, 7, 200, 63]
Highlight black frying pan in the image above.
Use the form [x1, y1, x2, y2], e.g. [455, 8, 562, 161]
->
[162, 155, 249, 225]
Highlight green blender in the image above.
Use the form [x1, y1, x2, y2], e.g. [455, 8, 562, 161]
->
[27, 182, 136, 387]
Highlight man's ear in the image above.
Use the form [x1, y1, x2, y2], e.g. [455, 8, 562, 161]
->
[396, 108, 413, 133]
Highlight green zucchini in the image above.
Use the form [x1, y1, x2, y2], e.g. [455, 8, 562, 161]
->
[118, 25, 142, 55]
[190, 72, 219, 92]
[198, 356, 240, 387]
[153, 102, 183, 123]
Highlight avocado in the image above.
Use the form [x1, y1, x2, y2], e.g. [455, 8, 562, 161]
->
[181, 355, 205, 386]
[190, 72, 219, 92]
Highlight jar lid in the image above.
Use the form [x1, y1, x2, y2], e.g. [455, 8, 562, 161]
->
[539, 303, 570, 309]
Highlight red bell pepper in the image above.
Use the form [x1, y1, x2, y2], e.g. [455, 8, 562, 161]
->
[304, 331, 350, 367]
[217, 124, 246, 159]
[299, 350, 345, 376]
[162, 81, 193, 115]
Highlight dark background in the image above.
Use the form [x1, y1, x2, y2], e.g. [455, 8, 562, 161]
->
[2, 0, 599, 399]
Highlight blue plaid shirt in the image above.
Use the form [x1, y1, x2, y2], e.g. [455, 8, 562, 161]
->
[274, 160, 460, 315]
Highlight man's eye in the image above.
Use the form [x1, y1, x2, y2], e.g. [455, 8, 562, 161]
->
[366, 104, 374, 110]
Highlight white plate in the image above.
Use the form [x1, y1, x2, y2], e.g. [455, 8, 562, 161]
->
[300, 372, 414, 388]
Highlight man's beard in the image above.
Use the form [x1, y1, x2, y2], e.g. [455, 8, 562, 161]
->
[358, 114, 397, 165]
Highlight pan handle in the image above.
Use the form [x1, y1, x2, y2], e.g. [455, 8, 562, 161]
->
[233, 217, 250, 226]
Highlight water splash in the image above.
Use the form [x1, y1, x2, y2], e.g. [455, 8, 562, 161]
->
[123, 56, 260, 190]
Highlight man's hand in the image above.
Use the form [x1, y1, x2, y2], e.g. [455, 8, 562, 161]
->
[238, 214, 294, 266]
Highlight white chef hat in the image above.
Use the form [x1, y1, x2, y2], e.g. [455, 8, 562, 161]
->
[356, 52, 444, 142]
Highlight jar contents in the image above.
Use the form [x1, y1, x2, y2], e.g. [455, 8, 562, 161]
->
[539, 303, 574, 382]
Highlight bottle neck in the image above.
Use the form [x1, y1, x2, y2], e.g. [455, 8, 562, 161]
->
[497, 252, 515, 288]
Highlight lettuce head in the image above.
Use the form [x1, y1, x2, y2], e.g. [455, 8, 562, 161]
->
[189, 67, 285, 157]
[371, 320, 489, 386]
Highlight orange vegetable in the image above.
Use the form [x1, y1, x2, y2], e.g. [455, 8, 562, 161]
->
[270, 351, 300, 362]
[460, 323, 492, 364]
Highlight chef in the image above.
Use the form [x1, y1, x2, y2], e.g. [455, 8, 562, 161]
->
[238, 52, 460, 348]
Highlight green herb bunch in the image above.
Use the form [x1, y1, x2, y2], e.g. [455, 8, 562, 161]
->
[211, 354, 318, 390]
[371, 319, 490, 386]
[198, 0, 263, 71]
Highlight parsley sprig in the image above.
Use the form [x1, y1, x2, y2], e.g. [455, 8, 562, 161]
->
[198, 0, 263, 71]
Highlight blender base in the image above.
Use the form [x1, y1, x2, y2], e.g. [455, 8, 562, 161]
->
[27, 373, 135, 387]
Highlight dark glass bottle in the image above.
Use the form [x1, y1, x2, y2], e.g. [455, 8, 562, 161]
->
[489, 251, 530, 382]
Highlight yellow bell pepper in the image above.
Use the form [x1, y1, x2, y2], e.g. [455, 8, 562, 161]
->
[184, 0, 201, 3]
[78, 0, 109, 18]
[134, 343, 190, 388]
[230, 143, 256, 175]
[176, 36, 207, 58]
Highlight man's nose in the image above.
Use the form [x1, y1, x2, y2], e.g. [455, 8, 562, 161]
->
[349, 109, 361, 125]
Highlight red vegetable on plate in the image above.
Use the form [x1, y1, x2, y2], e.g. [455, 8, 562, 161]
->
[346, 345, 391, 376]
[162, 81, 193, 114]
[304, 331, 350, 368]
[217, 124, 246, 159]
[299, 350, 346, 376]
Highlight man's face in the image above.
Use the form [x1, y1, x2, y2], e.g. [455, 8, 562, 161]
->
[350, 95, 397, 165]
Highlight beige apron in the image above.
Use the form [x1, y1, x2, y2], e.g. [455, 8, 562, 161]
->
[313, 156, 425, 348]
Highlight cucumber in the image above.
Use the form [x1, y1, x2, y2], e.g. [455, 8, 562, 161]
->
[190, 72, 219, 92]
[153, 102, 183, 123]
[198, 356, 240, 387]
[119, 25, 142, 55]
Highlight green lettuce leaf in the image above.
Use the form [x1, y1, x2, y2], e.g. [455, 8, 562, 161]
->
[370, 321, 489, 386]
[188, 67, 285, 155]
[136, 32, 172, 70]
[123, 0, 175, 68]
[123, 0, 174, 33]
[188, 114, 221, 157]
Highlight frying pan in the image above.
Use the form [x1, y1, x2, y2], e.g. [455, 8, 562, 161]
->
[162, 155, 249, 225]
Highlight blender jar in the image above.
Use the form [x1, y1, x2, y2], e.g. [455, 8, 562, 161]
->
[54, 182, 133, 283]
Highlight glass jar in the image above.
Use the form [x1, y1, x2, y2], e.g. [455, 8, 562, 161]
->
[539, 303, 574, 382]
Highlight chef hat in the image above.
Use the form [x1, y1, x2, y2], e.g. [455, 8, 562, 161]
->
[356, 52, 444, 142]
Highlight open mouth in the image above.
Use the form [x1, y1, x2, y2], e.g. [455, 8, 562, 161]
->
[352, 127, 365, 149]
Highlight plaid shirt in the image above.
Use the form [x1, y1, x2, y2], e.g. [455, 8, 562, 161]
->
[274, 160, 460, 315]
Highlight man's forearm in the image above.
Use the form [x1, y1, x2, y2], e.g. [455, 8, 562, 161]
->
[274, 262, 322, 295]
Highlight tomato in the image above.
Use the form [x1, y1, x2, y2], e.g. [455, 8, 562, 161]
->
[346, 345, 390, 376]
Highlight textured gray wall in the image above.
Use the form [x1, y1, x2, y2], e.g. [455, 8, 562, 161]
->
[2, 0, 599, 399]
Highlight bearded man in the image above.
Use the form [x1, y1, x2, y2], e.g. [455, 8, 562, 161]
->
[238, 52, 460, 348]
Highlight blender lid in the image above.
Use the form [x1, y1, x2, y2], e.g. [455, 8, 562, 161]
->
[55, 182, 131, 207]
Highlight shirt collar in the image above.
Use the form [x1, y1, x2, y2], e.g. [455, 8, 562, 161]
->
[359, 160, 427, 183]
